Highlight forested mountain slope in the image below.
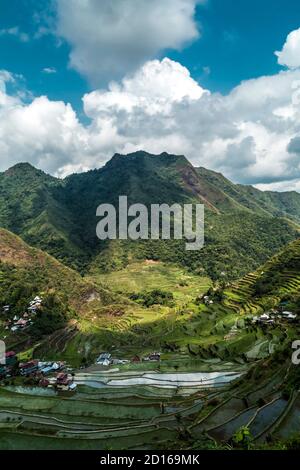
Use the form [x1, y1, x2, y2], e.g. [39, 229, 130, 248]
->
[0, 152, 299, 279]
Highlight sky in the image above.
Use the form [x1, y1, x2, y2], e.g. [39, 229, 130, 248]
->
[1, 0, 300, 190]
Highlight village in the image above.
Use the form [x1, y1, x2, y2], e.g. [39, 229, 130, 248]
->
[0, 350, 76, 390]
[0, 293, 162, 391]
[251, 306, 298, 325]
[95, 351, 161, 366]
[1, 291, 297, 393]
[2, 295, 42, 334]
[0, 348, 162, 393]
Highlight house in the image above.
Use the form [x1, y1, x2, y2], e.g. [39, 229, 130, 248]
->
[224, 325, 238, 340]
[39, 378, 50, 388]
[40, 365, 55, 375]
[258, 313, 270, 322]
[5, 351, 17, 366]
[282, 311, 297, 321]
[56, 372, 70, 386]
[28, 297, 42, 311]
[28, 306, 37, 313]
[19, 360, 39, 376]
[131, 355, 141, 363]
[148, 352, 161, 362]
[15, 319, 28, 329]
[96, 352, 112, 365]
[55, 372, 77, 392]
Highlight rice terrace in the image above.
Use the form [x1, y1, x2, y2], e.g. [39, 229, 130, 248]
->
[1, 0, 300, 459]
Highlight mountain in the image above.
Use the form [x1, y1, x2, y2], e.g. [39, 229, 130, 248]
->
[0, 163, 88, 270]
[0, 152, 300, 279]
[0, 228, 119, 350]
[1, 227, 300, 450]
[197, 166, 300, 223]
[2, 155, 300, 451]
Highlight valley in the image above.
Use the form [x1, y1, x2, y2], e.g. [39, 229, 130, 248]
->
[1, 152, 300, 450]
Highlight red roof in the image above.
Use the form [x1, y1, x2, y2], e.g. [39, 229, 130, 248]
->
[58, 379, 70, 386]
[39, 378, 50, 387]
[57, 372, 68, 380]
[131, 355, 141, 362]
[19, 360, 38, 369]
[5, 351, 16, 358]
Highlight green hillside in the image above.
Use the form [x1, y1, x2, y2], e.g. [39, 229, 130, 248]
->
[1, 232, 300, 450]
[218, 237, 300, 318]
[197, 166, 300, 223]
[0, 163, 87, 269]
[0, 228, 124, 354]
[1, 152, 299, 280]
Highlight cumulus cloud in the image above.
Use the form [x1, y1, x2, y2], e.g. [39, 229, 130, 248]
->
[82, 60, 300, 186]
[55, 0, 202, 84]
[2, 42, 300, 189]
[275, 28, 300, 68]
[84, 58, 206, 118]
[0, 95, 87, 175]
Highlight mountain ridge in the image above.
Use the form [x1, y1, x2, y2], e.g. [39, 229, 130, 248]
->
[1, 151, 300, 279]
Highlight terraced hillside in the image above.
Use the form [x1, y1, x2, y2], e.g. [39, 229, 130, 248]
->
[0, 228, 214, 366]
[0, 228, 119, 313]
[0, 228, 127, 356]
[174, 352, 300, 450]
[221, 237, 300, 317]
[0, 353, 299, 450]
[1, 231, 300, 449]
[0, 367, 237, 450]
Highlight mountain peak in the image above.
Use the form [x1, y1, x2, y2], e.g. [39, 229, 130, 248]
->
[5, 162, 36, 173]
[107, 150, 190, 166]
[3, 162, 56, 182]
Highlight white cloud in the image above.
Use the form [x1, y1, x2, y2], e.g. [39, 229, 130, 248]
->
[275, 28, 300, 68]
[84, 58, 206, 118]
[82, 61, 300, 186]
[0, 89, 89, 175]
[2, 35, 300, 190]
[42, 67, 57, 74]
[0, 70, 24, 107]
[55, 0, 202, 84]
[0, 26, 29, 43]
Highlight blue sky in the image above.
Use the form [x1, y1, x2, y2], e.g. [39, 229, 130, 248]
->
[1, 0, 300, 190]
[1, 0, 299, 108]
[0, 0, 87, 115]
[173, 0, 300, 92]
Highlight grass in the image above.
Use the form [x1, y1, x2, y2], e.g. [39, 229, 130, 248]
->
[94, 260, 211, 306]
